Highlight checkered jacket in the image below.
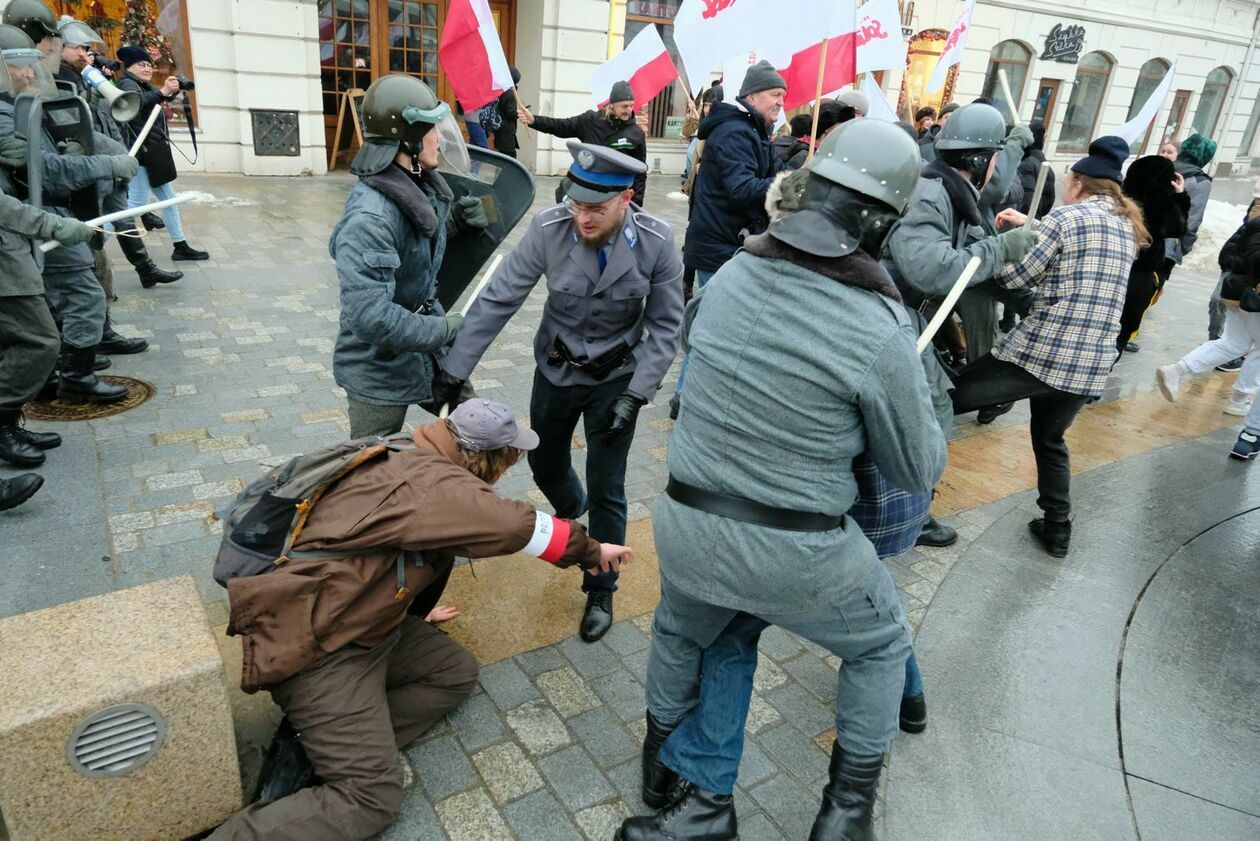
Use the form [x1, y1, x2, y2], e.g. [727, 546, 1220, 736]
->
[848, 454, 932, 560]
[992, 195, 1138, 396]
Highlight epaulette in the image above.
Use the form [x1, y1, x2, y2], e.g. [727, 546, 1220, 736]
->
[539, 205, 572, 228]
[631, 211, 670, 241]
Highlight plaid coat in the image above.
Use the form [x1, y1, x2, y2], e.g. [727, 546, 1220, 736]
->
[993, 195, 1138, 396]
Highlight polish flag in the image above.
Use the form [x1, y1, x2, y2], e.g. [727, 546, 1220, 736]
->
[778, 4, 858, 110]
[926, 0, 975, 93]
[590, 25, 678, 110]
[856, 0, 906, 74]
[438, 0, 514, 110]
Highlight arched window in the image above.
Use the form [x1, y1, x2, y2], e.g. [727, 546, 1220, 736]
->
[1192, 66, 1234, 138]
[1126, 58, 1171, 154]
[980, 40, 1032, 123]
[897, 29, 960, 121]
[1057, 51, 1114, 154]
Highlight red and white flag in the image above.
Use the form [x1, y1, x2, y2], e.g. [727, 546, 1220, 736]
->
[926, 0, 975, 93]
[590, 25, 678, 110]
[777, 4, 858, 111]
[438, 0, 514, 110]
[856, 0, 906, 74]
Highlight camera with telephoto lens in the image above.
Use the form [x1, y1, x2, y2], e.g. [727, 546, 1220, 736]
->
[91, 52, 121, 73]
[175, 75, 195, 92]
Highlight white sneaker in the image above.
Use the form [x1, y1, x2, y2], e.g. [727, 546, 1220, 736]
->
[1224, 393, 1253, 416]
[1156, 364, 1182, 402]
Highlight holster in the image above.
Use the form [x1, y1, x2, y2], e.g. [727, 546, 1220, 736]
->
[547, 336, 634, 381]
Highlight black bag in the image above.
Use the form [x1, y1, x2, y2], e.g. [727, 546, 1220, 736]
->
[140, 137, 178, 188]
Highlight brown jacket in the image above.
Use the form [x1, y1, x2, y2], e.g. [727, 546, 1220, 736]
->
[227, 422, 602, 692]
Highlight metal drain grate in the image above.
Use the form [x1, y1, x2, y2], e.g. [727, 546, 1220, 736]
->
[24, 376, 155, 421]
[67, 703, 166, 778]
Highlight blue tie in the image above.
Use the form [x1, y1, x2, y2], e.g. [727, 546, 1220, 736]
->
[597, 246, 608, 274]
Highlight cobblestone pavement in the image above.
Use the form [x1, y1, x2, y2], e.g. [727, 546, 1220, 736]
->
[0, 171, 1250, 840]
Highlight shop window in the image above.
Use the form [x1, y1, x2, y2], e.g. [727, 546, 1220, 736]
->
[1056, 51, 1113, 155]
[1125, 58, 1171, 155]
[1192, 66, 1234, 139]
[1239, 88, 1260, 161]
[980, 40, 1032, 124]
[897, 29, 959, 122]
[624, 1, 685, 139]
[319, 0, 375, 117]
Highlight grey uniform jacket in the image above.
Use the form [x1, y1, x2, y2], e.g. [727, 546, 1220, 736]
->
[442, 204, 684, 401]
[656, 249, 947, 613]
[0, 98, 119, 274]
[0, 176, 62, 297]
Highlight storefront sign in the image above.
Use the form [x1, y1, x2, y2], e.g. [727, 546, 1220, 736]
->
[1040, 23, 1085, 63]
[664, 116, 684, 138]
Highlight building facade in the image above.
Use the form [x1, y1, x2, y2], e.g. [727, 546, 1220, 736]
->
[38, 0, 1260, 178]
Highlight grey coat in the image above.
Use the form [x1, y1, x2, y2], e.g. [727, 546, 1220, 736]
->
[0, 99, 118, 274]
[1167, 161, 1212, 263]
[330, 166, 455, 406]
[0, 176, 61, 297]
[442, 204, 684, 401]
[657, 248, 946, 613]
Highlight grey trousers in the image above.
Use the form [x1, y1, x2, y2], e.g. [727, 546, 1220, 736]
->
[645, 561, 912, 758]
[1209, 273, 1227, 341]
[43, 267, 105, 350]
[0, 295, 59, 411]
[91, 247, 115, 302]
[346, 399, 410, 439]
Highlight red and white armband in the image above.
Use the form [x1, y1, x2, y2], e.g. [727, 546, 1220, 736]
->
[522, 511, 571, 564]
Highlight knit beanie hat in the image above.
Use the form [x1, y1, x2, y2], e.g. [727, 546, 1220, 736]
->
[1028, 121, 1046, 151]
[1179, 132, 1218, 168]
[739, 60, 786, 98]
[608, 80, 634, 105]
[117, 45, 150, 69]
[1071, 135, 1130, 183]
[939, 101, 961, 118]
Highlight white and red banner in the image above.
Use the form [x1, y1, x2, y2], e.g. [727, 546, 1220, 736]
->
[926, 0, 975, 93]
[861, 73, 900, 122]
[438, 0, 514, 109]
[1114, 63, 1176, 144]
[777, 4, 859, 110]
[856, 0, 906, 74]
[590, 24, 678, 110]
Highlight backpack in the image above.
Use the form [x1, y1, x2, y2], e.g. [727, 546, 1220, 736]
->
[213, 434, 416, 591]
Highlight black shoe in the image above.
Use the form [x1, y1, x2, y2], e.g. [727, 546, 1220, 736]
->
[915, 516, 958, 548]
[93, 353, 111, 371]
[617, 781, 737, 841]
[642, 711, 680, 809]
[172, 240, 210, 261]
[1217, 357, 1245, 373]
[12, 415, 61, 451]
[1124, 341, 1140, 353]
[58, 347, 129, 404]
[99, 313, 149, 355]
[141, 212, 166, 230]
[0, 473, 43, 511]
[253, 718, 316, 804]
[136, 259, 184, 289]
[976, 402, 1014, 424]
[580, 590, 613, 642]
[998, 314, 1017, 332]
[1028, 518, 1071, 558]
[808, 744, 883, 841]
[669, 393, 681, 421]
[899, 693, 927, 734]
[0, 411, 44, 467]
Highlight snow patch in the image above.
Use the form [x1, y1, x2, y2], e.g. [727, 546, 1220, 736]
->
[666, 191, 689, 202]
[1182, 199, 1248, 274]
[178, 191, 256, 208]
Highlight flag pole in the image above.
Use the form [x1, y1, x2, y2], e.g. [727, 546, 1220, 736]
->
[805, 38, 831, 164]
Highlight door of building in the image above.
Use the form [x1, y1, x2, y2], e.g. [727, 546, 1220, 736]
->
[1165, 90, 1193, 142]
[1030, 79, 1061, 127]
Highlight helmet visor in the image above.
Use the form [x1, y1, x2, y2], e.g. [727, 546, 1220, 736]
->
[0, 46, 58, 99]
[57, 20, 104, 49]
[433, 109, 471, 176]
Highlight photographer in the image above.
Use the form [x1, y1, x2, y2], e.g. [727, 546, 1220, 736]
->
[115, 45, 210, 262]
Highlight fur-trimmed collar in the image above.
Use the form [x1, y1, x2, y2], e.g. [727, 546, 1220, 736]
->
[921, 157, 982, 228]
[361, 164, 453, 237]
[742, 233, 902, 302]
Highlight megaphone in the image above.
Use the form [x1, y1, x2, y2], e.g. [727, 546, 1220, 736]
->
[80, 65, 141, 122]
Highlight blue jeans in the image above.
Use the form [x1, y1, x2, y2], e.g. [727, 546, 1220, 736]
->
[464, 120, 489, 148]
[527, 369, 635, 592]
[127, 166, 185, 243]
[674, 269, 715, 395]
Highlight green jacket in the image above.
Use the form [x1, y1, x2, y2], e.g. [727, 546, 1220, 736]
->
[0, 174, 61, 297]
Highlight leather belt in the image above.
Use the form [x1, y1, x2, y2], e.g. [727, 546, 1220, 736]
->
[666, 477, 842, 533]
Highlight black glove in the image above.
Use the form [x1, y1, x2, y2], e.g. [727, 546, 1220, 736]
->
[603, 391, 647, 444]
[431, 368, 468, 413]
[454, 195, 489, 229]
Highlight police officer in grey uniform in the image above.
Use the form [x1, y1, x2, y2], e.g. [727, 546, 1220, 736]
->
[435, 141, 683, 642]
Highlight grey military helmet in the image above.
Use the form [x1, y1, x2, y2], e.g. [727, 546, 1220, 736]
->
[804, 118, 923, 214]
[362, 74, 450, 143]
[933, 102, 1006, 152]
[2, 0, 58, 44]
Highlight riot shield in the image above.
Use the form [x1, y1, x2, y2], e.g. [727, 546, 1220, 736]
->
[436, 145, 536, 311]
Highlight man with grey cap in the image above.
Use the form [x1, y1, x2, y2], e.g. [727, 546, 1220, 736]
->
[621, 119, 945, 841]
[519, 80, 648, 206]
[433, 140, 683, 643]
[210, 397, 633, 840]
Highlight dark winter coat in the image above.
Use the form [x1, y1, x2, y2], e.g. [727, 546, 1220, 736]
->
[1016, 149, 1055, 219]
[683, 99, 784, 273]
[1217, 217, 1260, 303]
[116, 71, 178, 187]
[532, 109, 647, 204]
[1123, 155, 1190, 273]
[492, 87, 518, 157]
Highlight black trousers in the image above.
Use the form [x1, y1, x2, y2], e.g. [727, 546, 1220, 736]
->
[951, 354, 1089, 522]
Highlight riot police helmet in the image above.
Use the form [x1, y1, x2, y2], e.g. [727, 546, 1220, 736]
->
[0, 23, 56, 100]
[933, 102, 1007, 188]
[357, 73, 469, 175]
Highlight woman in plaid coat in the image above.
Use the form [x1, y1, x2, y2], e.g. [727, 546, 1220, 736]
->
[951, 136, 1147, 558]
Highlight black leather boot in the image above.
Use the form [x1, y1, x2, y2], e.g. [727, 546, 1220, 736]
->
[12, 411, 61, 451]
[976, 402, 1014, 424]
[118, 233, 183, 288]
[642, 711, 680, 808]
[617, 781, 737, 841]
[99, 311, 149, 355]
[0, 409, 44, 467]
[899, 693, 927, 734]
[1028, 518, 1071, 558]
[94, 353, 111, 371]
[915, 517, 957, 548]
[58, 347, 128, 404]
[172, 240, 210, 261]
[253, 718, 316, 804]
[141, 211, 165, 230]
[580, 590, 613, 642]
[809, 744, 883, 841]
[0, 473, 43, 511]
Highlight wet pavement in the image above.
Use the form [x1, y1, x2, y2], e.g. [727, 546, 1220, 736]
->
[0, 170, 1257, 840]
